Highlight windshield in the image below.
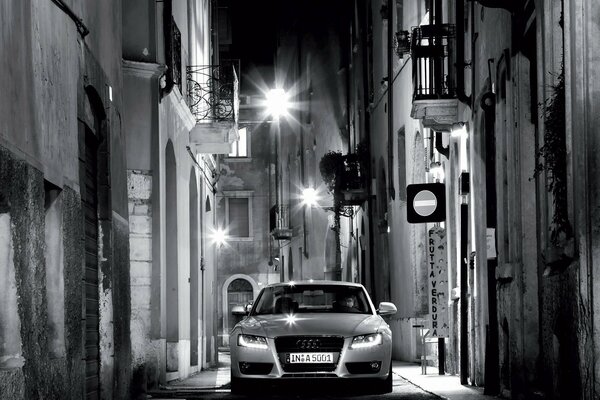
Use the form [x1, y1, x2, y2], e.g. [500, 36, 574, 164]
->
[251, 284, 372, 315]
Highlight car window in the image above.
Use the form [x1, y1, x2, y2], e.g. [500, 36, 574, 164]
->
[252, 284, 372, 315]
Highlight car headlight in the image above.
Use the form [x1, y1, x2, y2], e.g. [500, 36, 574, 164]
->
[350, 333, 383, 349]
[238, 334, 269, 350]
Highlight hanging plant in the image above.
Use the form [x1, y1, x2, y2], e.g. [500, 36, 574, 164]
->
[319, 150, 344, 193]
[533, 63, 572, 248]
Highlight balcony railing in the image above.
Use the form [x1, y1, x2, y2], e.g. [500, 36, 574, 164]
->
[270, 205, 292, 240]
[186, 60, 239, 124]
[172, 18, 182, 93]
[339, 155, 368, 206]
[411, 24, 456, 100]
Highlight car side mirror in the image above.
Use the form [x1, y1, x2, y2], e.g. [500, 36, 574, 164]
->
[377, 302, 397, 316]
[231, 305, 247, 316]
[245, 303, 253, 315]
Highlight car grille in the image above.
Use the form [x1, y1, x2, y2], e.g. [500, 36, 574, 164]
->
[274, 336, 344, 353]
[275, 336, 344, 373]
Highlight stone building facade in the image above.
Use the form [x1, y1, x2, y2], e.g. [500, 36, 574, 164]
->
[123, 0, 231, 395]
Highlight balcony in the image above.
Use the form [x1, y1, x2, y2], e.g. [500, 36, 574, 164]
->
[320, 151, 369, 207]
[339, 154, 368, 206]
[187, 61, 240, 154]
[409, 24, 460, 132]
[270, 205, 293, 240]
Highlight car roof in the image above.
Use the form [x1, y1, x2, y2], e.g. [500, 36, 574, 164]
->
[262, 280, 365, 289]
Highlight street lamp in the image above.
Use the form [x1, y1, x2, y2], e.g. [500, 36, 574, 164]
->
[265, 88, 289, 120]
[213, 227, 228, 247]
[301, 187, 319, 207]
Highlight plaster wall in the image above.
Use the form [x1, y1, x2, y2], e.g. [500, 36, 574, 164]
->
[123, 0, 157, 63]
[564, 0, 600, 397]
[388, 60, 429, 361]
[366, 0, 432, 361]
[467, 4, 542, 393]
[158, 91, 196, 380]
[0, 0, 79, 188]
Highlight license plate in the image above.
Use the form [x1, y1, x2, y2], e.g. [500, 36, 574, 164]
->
[286, 352, 334, 364]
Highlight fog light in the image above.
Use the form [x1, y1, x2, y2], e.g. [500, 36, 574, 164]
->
[370, 361, 381, 371]
[240, 362, 250, 373]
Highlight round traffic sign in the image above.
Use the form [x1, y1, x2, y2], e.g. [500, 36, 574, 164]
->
[413, 190, 437, 216]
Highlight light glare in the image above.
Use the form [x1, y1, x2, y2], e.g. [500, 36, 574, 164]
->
[266, 88, 289, 119]
[214, 228, 227, 246]
[301, 187, 319, 207]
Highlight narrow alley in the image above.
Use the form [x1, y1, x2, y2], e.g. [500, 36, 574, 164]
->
[1, 0, 600, 399]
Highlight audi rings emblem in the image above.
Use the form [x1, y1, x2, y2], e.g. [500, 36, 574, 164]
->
[296, 339, 320, 350]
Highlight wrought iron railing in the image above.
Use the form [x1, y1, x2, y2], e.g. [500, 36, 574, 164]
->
[171, 17, 182, 93]
[186, 60, 239, 124]
[411, 24, 456, 100]
[270, 204, 292, 239]
[394, 30, 411, 59]
[340, 154, 366, 192]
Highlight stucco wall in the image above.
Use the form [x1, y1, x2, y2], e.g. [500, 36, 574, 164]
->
[0, 1, 79, 187]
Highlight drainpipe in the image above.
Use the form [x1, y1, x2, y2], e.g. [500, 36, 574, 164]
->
[435, 132, 449, 159]
[387, 0, 395, 201]
[455, 0, 471, 106]
[460, 202, 469, 384]
[161, 0, 174, 99]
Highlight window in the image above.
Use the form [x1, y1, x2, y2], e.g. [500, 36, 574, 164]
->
[395, 0, 404, 31]
[226, 195, 252, 238]
[229, 127, 248, 157]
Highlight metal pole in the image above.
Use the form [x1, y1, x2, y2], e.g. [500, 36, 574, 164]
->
[422, 328, 426, 375]
[438, 338, 445, 375]
[460, 203, 469, 384]
[413, 324, 426, 374]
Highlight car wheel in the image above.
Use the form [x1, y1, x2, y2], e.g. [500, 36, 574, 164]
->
[375, 363, 393, 394]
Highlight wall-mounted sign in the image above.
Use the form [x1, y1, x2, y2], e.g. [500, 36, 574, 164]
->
[406, 183, 446, 223]
[486, 228, 497, 260]
[428, 227, 449, 337]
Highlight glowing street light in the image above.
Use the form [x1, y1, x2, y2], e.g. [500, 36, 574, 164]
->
[213, 227, 228, 247]
[301, 187, 319, 207]
[265, 88, 289, 119]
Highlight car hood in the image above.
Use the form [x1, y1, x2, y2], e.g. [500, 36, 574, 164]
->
[237, 313, 383, 338]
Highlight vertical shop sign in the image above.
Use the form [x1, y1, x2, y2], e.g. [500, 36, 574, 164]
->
[428, 227, 449, 337]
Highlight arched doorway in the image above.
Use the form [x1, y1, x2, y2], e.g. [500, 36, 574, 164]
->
[227, 279, 253, 331]
[221, 275, 258, 346]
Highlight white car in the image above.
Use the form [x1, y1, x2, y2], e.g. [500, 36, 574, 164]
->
[229, 280, 397, 394]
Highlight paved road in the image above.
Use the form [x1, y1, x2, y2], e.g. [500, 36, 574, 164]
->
[149, 374, 440, 399]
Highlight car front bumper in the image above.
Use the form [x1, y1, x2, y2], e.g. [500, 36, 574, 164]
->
[230, 336, 392, 380]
